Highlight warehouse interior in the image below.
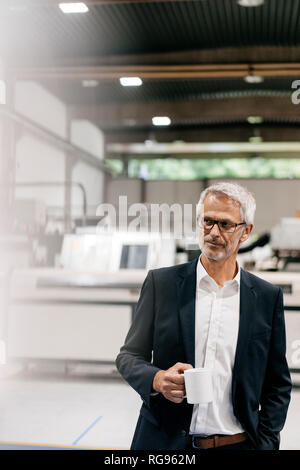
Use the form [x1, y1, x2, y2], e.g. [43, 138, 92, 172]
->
[0, 0, 300, 450]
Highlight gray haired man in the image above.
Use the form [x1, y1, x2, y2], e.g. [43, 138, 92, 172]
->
[116, 182, 291, 450]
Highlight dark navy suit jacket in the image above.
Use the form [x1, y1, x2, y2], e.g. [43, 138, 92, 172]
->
[116, 257, 292, 450]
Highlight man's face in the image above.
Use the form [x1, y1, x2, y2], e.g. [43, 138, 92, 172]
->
[198, 193, 253, 262]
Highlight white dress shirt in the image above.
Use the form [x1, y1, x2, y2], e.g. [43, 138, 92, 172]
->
[189, 256, 244, 436]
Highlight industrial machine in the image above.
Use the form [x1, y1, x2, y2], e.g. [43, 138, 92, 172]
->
[246, 218, 300, 374]
[248, 270, 300, 373]
[4, 218, 300, 379]
[59, 230, 175, 272]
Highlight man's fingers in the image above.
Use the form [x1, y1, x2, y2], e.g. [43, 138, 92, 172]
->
[170, 389, 185, 398]
[164, 382, 185, 391]
[165, 392, 184, 403]
[172, 363, 193, 378]
[176, 363, 194, 372]
[159, 363, 193, 402]
[170, 374, 185, 385]
[174, 362, 193, 370]
[165, 371, 185, 385]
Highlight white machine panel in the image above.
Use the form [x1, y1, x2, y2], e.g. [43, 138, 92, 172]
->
[7, 303, 131, 362]
[271, 218, 300, 250]
[59, 231, 176, 272]
[285, 312, 300, 370]
[250, 271, 300, 306]
[9, 268, 144, 302]
[59, 233, 112, 271]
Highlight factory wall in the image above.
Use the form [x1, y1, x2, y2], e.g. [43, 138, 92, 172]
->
[209, 178, 300, 235]
[105, 177, 300, 237]
[15, 135, 66, 213]
[70, 120, 104, 217]
[15, 81, 67, 138]
[105, 178, 144, 207]
[0, 120, 2, 177]
[13, 81, 104, 224]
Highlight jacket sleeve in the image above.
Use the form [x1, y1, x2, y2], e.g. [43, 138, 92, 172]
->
[257, 287, 292, 450]
[115, 270, 161, 408]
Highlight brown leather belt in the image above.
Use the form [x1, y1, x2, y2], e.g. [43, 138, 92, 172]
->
[191, 432, 247, 449]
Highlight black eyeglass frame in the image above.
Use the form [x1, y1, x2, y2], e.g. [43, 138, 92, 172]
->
[198, 217, 246, 233]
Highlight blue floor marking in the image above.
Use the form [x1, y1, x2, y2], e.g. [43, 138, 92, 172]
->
[72, 415, 103, 446]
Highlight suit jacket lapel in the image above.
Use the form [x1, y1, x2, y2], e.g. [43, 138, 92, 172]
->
[176, 257, 198, 368]
[232, 268, 257, 403]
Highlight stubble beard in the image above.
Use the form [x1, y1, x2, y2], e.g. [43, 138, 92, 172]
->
[199, 236, 239, 262]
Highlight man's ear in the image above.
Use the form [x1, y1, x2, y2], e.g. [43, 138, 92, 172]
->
[240, 224, 253, 243]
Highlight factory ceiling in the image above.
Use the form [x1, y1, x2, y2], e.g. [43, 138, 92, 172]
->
[1, 0, 300, 156]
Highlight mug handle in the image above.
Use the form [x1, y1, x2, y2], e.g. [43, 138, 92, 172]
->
[180, 372, 187, 399]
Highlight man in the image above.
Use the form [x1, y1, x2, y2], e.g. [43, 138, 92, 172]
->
[116, 182, 291, 450]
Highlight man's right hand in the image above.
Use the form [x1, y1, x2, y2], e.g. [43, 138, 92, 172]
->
[152, 362, 193, 403]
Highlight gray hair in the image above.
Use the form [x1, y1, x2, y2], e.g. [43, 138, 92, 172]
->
[196, 181, 256, 225]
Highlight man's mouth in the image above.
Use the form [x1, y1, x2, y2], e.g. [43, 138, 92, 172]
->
[206, 241, 223, 247]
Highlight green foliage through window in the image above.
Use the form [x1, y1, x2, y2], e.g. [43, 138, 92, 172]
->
[106, 158, 300, 180]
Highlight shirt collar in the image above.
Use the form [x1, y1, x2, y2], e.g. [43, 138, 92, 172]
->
[196, 255, 240, 291]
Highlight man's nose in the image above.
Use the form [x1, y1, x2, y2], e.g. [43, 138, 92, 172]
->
[210, 222, 221, 236]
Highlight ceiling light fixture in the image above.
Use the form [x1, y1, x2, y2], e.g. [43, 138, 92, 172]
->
[152, 116, 171, 126]
[237, 0, 264, 6]
[59, 3, 89, 14]
[247, 116, 263, 124]
[244, 75, 264, 84]
[120, 77, 143, 87]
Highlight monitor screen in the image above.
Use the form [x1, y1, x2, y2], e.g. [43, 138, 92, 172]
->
[120, 244, 148, 269]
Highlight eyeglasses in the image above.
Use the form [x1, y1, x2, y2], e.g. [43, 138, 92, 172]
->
[198, 217, 246, 233]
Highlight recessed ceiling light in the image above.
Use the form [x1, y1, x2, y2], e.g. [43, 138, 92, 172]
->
[82, 79, 99, 87]
[244, 75, 264, 84]
[237, 0, 264, 6]
[247, 116, 263, 124]
[0, 80, 6, 105]
[152, 116, 171, 126]
[120, 77, 143, 87]
[59, 3, 89, 14]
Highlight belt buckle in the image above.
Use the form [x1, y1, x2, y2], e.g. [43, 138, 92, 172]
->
[191, 435, 210, 450]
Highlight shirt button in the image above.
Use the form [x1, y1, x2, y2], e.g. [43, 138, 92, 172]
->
[180, 430, 187, 437]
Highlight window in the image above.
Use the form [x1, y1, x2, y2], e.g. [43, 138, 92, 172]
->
[106, 158, 300, 180]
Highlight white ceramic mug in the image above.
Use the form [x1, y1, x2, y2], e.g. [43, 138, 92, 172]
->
[183, 368, 213, 404]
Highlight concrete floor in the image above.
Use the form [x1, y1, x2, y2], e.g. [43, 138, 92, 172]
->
[0, 365, 299, 450]
[0, 369, 140, 449]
